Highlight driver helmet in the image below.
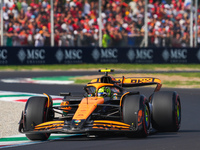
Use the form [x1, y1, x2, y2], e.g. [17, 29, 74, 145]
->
[98, 86, 111, 97]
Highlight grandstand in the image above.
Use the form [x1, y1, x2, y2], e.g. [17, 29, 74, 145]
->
[0, 0, 199, 47]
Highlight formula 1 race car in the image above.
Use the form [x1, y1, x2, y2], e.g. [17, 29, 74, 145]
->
[19, 69, 181, 140]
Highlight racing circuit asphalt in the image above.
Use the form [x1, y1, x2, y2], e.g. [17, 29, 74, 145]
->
[0, 71, 200, 150]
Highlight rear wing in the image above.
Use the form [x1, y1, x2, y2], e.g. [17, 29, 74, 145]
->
[90, 69, 162, 91]
[90, 76, 162, 92]
[115, 77, 161, 87]
[90, 76, 161, 87]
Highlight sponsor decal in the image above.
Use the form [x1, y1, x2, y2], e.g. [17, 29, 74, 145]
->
[0, 47, 199, 65]
[127, 49, 153, 63]
[91, 48, 118, 63]
[55, 49, 64, 63]
[162, 49, 170, 62]
[131, 78, 153, 84]
[17, 49, 45, 64]
[162, 49, 187, 63]
[127, 49, 135, 62]
[91, 48, 100, 61]
[55, 49, 83, 64]
[0, 49, 8, 64]
[74, 120, 81, 123]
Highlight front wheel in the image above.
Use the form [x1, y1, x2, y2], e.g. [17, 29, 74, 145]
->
[122, 95, 150, 138]
[24, 97, 53, 141]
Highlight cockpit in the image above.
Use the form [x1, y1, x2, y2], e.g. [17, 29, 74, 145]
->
[84, 85, 121, 98]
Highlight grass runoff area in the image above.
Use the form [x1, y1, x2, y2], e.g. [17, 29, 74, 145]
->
[1, 64, 200, 88]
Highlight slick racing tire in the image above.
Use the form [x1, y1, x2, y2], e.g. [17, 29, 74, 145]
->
[151, 91, 181, 132]
[24, 97, 53, 141]
[122, 95, 150, 138]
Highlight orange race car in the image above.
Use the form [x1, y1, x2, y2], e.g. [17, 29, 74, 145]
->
[18, 69, 181, 141]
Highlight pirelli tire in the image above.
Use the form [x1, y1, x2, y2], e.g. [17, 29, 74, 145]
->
[24, 97, 53, 141]
[122, 94, 150, 138]
[151, 91, 181, 132]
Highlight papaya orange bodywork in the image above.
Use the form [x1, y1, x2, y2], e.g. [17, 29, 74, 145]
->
[34, 121, 64, 130]
[72, 97, 104, 120]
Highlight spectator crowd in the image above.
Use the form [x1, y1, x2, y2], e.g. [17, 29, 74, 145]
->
[1, 0, 200, 47]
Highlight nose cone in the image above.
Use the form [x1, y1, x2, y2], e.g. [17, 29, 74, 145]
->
[71, 119, 85, 130]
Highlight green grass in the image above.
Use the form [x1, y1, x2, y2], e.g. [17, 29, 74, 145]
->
[75, 79, 91, 84]
[0, 64, 200, 71]
[170, 72, 200, 78]
[162, 81, 200, 88]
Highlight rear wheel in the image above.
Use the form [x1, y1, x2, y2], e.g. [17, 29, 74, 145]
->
[24, 97, 53, 141]
[151, 91, 181, 132]
[122, 95, 150, 138]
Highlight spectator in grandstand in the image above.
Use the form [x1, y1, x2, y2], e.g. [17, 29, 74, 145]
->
[17, 9, 27, 24]
[27, 28, 33, 46]
[93, 29, 99, 46]
[181, 32, 189, 47]
[102, 29, 111, 48]
[126, 22, 139, 47]
[4, 0, 14, 9]
[6, 22, 13, 46]
[163, 31, 172, 47]
[42, 0, 49, 8]
[109, 27, 122, 47]
[129, 0, 138, 16]
[59, 30, 68, 46]
[83, 0, 90, 15]
[34, 30, 44, 47]
[21, 0, 28, 13]
[12, 4, 20, 19]
[198, 30, 200, 47]
[2, 0, 200, 48]
[42, 26, 50, 46]
[19, 29, 28, 46]
[171, 32, 182, 47]
[16, 0, 22, 12]
[25, 7, 33, 20]
[12, 29, 21, 46]
[65, 0, 71, 9]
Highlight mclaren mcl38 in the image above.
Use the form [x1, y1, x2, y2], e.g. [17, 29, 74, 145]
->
[19, 69, 181, 140]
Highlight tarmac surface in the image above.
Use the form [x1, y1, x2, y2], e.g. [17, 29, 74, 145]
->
[0, 71, 199, 150]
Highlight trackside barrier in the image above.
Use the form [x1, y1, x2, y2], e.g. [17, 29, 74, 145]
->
[0, 47, 199, 65]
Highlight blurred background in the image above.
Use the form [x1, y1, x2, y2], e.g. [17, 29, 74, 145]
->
[0, 0, 199, 48]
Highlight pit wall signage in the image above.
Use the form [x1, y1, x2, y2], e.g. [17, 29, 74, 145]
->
[0, 47, 199, 65]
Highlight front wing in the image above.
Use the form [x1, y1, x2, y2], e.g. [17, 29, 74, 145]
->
[19, 120, 138, 134]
